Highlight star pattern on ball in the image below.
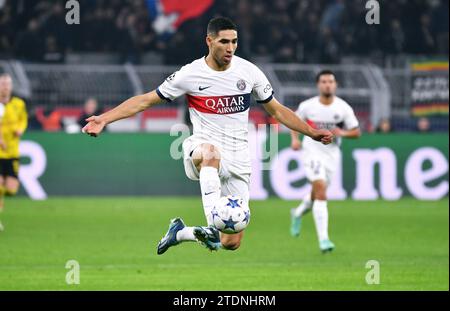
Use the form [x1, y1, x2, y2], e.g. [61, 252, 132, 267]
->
[223, 216, 238, 231]
[243, 210, 250, 224]
[226, 198, 241, 209]
[211, 209, 219, 219]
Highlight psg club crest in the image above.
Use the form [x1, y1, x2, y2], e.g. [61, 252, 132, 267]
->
[236, 79, 246, 91]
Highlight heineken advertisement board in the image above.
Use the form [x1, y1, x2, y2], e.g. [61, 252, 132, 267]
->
[18, 131, 448, 200]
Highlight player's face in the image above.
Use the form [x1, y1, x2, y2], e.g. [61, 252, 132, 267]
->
[0, 76, 13, 98]
[317, 75, 337, 98]
[207, 30, 238, 67]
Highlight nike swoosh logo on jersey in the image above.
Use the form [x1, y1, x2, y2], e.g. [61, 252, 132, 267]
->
[199, 86, 212, 91]
[204, 191, 215, 195]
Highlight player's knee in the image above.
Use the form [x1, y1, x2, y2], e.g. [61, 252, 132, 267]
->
[220, 235, 241, 251]
[312, 182, 327, 201]
[199, 144, 220, 168]
[315, 192, 327, 201]
[222, 240, 241, 251]
[315, 191, 327, 201]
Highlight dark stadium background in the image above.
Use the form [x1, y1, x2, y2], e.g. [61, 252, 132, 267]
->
[1, 0, 448, 132]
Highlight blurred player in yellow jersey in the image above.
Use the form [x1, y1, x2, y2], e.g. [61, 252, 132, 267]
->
[0, 73, 28, 231]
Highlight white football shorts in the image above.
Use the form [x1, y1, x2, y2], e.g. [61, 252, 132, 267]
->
[301, 151, 340, 185]
[182, 135, 250, 204]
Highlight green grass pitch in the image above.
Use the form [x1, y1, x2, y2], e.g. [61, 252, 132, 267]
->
[0, 197, 448, 290]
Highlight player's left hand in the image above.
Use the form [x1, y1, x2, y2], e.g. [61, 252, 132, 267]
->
[312, 129, 334, 145]
[82, 116, 106, 137]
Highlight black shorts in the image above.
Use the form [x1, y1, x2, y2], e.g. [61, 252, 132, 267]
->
[0, 158, 19, 178]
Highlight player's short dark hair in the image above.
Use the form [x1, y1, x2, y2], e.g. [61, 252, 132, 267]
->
[207, 17, 237, 36]
[316, 70, 337, 83]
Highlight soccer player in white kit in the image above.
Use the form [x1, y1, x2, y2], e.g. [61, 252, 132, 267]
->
[82, 17, 334, 254]
[290, 70, 361, 253]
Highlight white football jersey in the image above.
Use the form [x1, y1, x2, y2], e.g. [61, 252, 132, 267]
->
[295, 96, 359, 157]
[157, 55, 274, 171]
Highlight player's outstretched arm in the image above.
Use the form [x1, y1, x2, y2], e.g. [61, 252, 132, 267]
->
[262, 97, 334, 145]
[82, 90, 164, 137]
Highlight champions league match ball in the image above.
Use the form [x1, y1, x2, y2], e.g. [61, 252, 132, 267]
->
[211, 195, 251, 234]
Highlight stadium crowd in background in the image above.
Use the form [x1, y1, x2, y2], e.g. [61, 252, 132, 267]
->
[0, 0, 448, 65]
[35, 107, 63, 131]
[0, 0, 447, 133]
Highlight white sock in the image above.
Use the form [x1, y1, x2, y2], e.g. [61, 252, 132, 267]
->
[312, 200, 329, 241]
[293, 193, 312, 217]
[176, 227, 197, 242]
[199, 166, 221, 226]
